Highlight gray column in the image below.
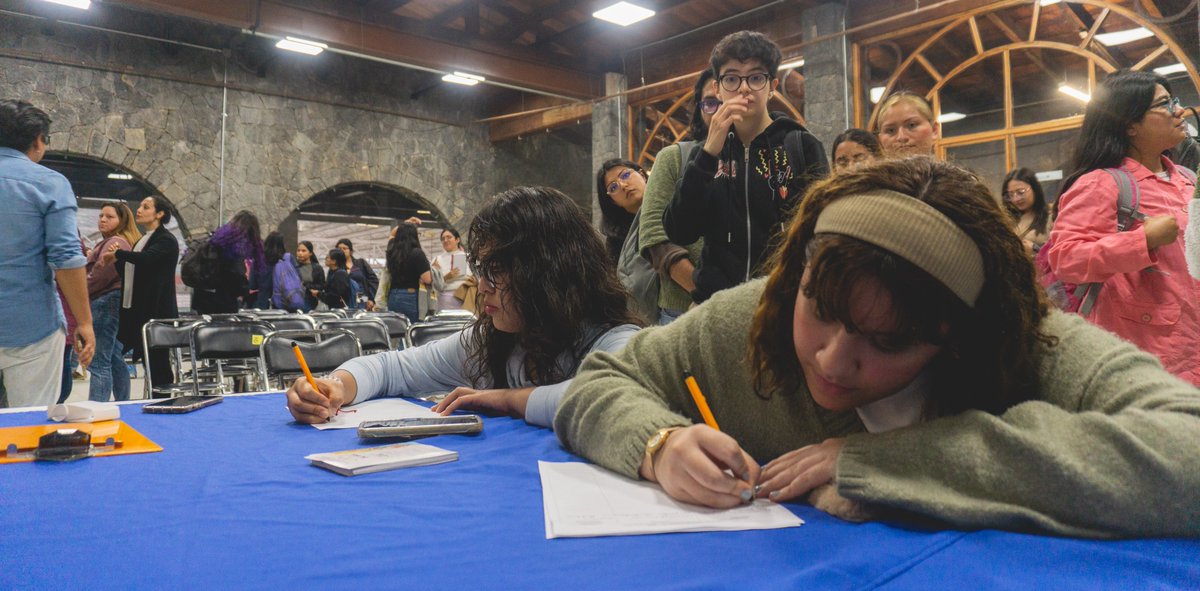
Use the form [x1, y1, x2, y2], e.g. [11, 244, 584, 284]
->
[591, 73, 627, 228]
[800, 2, 851, 152]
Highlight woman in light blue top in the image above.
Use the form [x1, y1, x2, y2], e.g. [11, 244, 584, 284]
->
[285, 186, 643, 428]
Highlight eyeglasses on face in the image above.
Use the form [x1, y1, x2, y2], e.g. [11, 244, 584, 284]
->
[1003, 187, 1030, 200]
[718, 72, 770, 92]
[1149, 96, 1182, 115]
[699, 98, 722, 115]
[606, 169, 635, 195]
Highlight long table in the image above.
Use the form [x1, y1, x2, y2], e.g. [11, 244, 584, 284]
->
[2, 393, 1196, 589]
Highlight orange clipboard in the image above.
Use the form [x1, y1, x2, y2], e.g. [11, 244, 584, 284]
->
[0, 420, 162, 464]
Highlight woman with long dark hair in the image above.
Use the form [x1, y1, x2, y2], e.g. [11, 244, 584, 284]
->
[320, 248, 353, 310]
[294, 240, 325, 312]
[1046, 70, 1198, 385]
[102, 195, 179, 390]
[384, 222, 432, 322]
[286, 186, 642, 429]
[557, 156, 1200, 538]
[336, 238, 379, 310]
[596, 158, 647, 264]
[191, 210, 263, 314]
[830, 128, 882, 172]
[1001, 167, 1051, 252]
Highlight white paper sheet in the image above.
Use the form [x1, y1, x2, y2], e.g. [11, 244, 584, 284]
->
[310, 398, 442, 430]
[538, 461, 804, 539]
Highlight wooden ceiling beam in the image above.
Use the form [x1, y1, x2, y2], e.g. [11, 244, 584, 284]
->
[487, 102, 593, 142]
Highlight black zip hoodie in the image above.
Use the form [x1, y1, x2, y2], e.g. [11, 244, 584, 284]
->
[663, 114, 828, 302]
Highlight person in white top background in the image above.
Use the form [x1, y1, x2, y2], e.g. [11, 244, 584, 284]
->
[432, 227, 472, 310]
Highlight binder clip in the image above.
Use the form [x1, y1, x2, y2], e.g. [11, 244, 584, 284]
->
[3, 429, 121, 462]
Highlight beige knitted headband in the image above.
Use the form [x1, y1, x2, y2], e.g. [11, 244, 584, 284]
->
[813, 189, 985, 306]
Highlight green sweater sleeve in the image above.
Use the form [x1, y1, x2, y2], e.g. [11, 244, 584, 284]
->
[837, 311, 1200, 538]
[639, 143, 703, 312]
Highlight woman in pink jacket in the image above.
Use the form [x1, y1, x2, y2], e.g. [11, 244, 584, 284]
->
[1047, 70, 1198, 385]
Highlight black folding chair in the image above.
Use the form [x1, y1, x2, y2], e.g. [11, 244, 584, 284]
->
[260, 329, 362, 390]
[189, 321, 274, 395]
[354, 311, 411, 349]
[407, 321, 470, 348]
[317, 318, 391, 355]
[262, 315, 317, 332]
[140, 319, 222, 399]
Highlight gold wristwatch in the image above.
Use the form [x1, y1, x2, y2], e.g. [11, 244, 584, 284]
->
[644, 426, 685, 472]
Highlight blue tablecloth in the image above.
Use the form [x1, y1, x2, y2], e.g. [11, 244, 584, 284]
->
[2, 393, 1196, 589]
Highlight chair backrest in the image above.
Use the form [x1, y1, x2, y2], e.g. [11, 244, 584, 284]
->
[264, 315, 317, 332]
[355, 311, 411, 349]
[260, 329, 362, 388]
[426, 309, 475, 323]
[407, 321, 469, 348]
[317, 318, 391, 354]
[205, 313, 258, 323]
[249, 309, 289, 316]
[190, 321, 276, 361]
[143, 319, 202, 351]
[308, 312, 340, 323]
[330, 308, 352, 318]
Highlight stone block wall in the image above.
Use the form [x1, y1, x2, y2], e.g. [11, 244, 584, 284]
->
[0, 12, 592, 238]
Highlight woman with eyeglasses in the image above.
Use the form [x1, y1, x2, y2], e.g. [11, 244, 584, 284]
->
[1046, 69, 1199, 385]
[830, 128, 883, 172]
[664, 31, 829, 305]
[1001, 167, 1051, 253]
[285, 186, 642, 429]
[638, 68, 717, 325]
[596, 159, 648, 264]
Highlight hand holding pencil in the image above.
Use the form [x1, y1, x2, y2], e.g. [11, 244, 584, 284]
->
[284, 343, 354, 424]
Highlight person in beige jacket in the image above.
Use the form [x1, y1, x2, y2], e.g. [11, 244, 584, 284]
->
[556, 156, 1200, 539]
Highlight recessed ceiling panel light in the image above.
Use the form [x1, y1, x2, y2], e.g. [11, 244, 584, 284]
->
[1154, 63, 1187, 76]
[1039, 0, 1060, 5]
[869, 86, 886, 103]
[42, 0, 91, 9]
[593, 2, 655, 27]
[442, 74, 480, 86]
[779, 59, 805, 70]
[453, 72, 485, 82]
[937, 112, 966, 123]
[107, 173, 133, 180]
[276, 37, 327, 55]
[1058, 83, 1091, 103]
[1094, 27, 1152, 46]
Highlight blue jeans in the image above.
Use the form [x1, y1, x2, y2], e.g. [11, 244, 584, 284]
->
[389, 289, 420, 323]
[88, 290, 131, 402]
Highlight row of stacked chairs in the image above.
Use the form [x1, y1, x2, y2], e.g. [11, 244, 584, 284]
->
[139, 309, 475, 398]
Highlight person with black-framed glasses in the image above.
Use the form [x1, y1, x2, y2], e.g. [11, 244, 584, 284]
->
[663, 31, 829, 305]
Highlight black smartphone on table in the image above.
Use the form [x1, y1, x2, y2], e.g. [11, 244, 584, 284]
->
[357, 415, 483, 439]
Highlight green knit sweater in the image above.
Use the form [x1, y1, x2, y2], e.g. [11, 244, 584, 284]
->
[555, 279, 1200, 538]
[638, 143, 704, 312]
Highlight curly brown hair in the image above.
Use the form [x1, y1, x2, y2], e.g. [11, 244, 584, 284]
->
[748, 156, 1053, 416]
[464, 186, 643, 388]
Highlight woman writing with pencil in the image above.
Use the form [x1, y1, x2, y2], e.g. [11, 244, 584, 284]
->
[555, 157, 1200, 538]
[285, 187, 641, 428]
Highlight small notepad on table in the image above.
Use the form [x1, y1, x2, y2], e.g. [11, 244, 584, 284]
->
[305, 442, 457, 476]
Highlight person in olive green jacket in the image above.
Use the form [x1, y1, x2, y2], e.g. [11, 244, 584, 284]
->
[637, 70, 716, 324]
[556, 156, 1200, 539]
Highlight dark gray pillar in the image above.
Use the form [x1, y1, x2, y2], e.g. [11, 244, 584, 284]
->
[591, 73, 627, 228]
[801, 2, 851, 151]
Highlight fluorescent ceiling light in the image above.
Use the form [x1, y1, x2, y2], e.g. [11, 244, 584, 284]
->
[416, 210, 432, 215]
[107, 173, 133, 180]
[453, 72, 485, 82]
[869, 86, 886, 104]
[779, 59, 805, 70]
[593, 2, 655, 26]
[42, 0, 91, 8]
[442, 74, 480, 86]
[275, 37, 327, 56]
[937, 112, 966, 123]
[1058, 83, 1091, 103]
[1094, 28, 1152, 46]
[1154, 63, 1188, 76]
[1039, 0, 1060, 5]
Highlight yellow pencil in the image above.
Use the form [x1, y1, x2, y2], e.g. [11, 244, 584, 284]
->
[683, 371, 719, 431]
[291, 342, 321, 393]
